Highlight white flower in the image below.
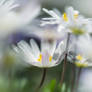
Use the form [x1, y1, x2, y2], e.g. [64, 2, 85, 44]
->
[74, 54, 89, 67]
[0, 0, 41, 37]
[27, 25, 67, 41]
[41, 8, 64, 32]
[41, 7, 91, 34]
[13, 39, 66, 68]
[0, 0, 19, 31]
[70, 35, 92, 67]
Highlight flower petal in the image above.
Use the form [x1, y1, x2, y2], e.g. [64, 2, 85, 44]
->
[30, 39, 40, 58]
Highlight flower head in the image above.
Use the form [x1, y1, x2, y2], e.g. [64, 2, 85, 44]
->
[69, 35, 92, 68]
[13, 39, 66, 68]
[75, 54, 88, 68]
[41, 7, 91, 35]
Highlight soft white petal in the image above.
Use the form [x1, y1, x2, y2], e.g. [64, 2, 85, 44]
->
[41, 40, 56, 56]
[43, 8, 60, 19]
[28, 61, 42, 67]
[42, 17, 57, 20]
[13, 44, 36, 64]
[57, 24, 65, 32]
[17, 0, 41, 24]
[17, 41, 36, 61]
[49, 40, 57, 56]
[53, 40, 66, 62]
[41, 20, 59, 26]
[53, 8, 62, 17]
[30, 39, 40, 58]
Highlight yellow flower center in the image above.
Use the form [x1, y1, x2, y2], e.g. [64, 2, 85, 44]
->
[49, 56, 52, 62]
[63, 13, 68, 22]
[76, 55, 83, 61]
[37, 54, 53, 62]
[37, 54, 42, 62]
[75, 62, 88, 68]
[74, 14, 78, 19]
[71, 27, 85, 35]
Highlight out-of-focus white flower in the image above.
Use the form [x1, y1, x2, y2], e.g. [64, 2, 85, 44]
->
[0, 0, 41, 37]
[0, 0, 19, 31]
[13, 39, 66, 68]
[41, 7, 92, 35]
[41, 8, 63, 31]
[78, 69, 92, 92]
[74, 54, 88, 67]
[16, 0, 41, 25]
[26, 25, 67, 41]
[70, 35, 92, 67]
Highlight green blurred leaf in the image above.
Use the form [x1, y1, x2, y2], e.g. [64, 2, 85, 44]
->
[42, 80, 56, 92]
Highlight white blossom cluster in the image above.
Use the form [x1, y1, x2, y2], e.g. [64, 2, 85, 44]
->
[2, 0, 92, 68]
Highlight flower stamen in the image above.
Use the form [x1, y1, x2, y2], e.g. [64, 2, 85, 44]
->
[49, 56, 52, 62]
[37, 54, 42, 62]
[75, 62, 88, 67]
[74, 14, 78, 19]
[76, 54, 83, 61]
[63, 13, 68, 22]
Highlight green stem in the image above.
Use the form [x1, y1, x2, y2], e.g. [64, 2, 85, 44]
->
[60, 53, 67, 86]
[36, 68, 47, 92]
[60, 33, 70, 86]
[39, 68, 46, 88]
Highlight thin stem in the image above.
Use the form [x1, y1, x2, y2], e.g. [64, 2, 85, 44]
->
[60, 33, 70, 86]
[60, 53, 67, 86]
[39, 68, 46, 88]
[36, 68, 47, 92]
[71, 64, 76, 92]
[76, 68, 82, 92]
[65, 33, 71, 53]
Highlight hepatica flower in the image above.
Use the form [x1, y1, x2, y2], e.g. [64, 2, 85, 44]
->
[70, 35, 92, 68]
[13, 39, 66, 68]
[75, 54, 89, 68]
[41, 7, 91, 35]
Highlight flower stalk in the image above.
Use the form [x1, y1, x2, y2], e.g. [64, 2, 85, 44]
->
[36, 68, 47, 92]
[60, 53, 67, 86]
[60, 33, 71, 86]
[39, 68, 47, 88]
